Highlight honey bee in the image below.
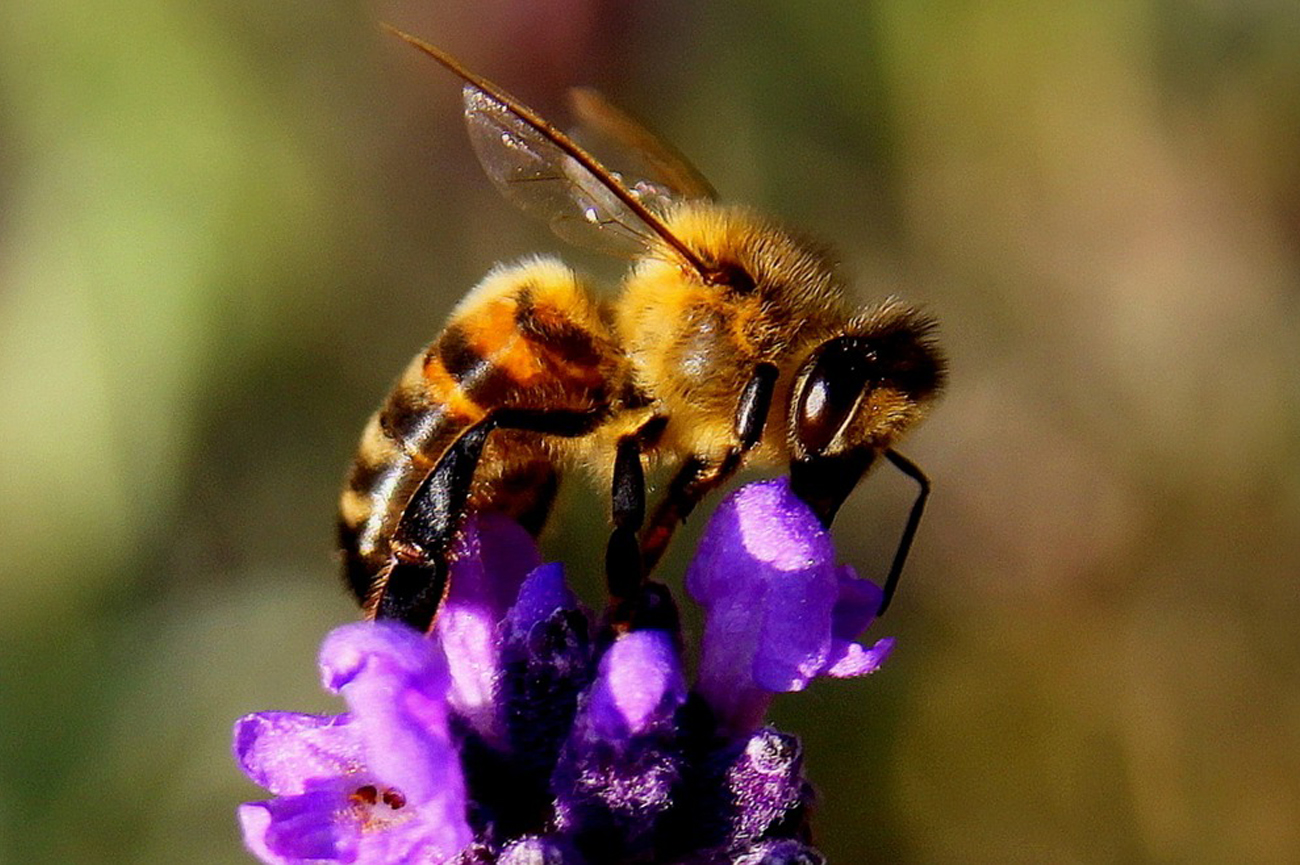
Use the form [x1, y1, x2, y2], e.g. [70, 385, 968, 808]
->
[339, 26, 946, 632]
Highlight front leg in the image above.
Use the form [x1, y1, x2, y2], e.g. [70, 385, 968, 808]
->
[638, 363, 778, 574]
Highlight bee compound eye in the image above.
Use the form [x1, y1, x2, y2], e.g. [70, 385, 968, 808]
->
[795, 338, 875, 456]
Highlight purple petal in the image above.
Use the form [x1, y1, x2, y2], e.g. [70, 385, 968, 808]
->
[242, 777, 471, 864]
[503, 562, 580, 641]
[445, 512, 541, 613]
[437, 513, 540, 738]
[750, 555, 836, 691]
[238, 623, 474, 862]
[319, 620, 447, 693]
[830, 565, 882, 640]
[824, 635, 894, 678]
[820, 566, 893, 678]
[355, 811, 470, 863]
[320, 622, 461, 811]
[586, 630, 686, 739]
[233, 712, 361, 796]
[435, 605, 500, 739]
[238, 791, 358, 863]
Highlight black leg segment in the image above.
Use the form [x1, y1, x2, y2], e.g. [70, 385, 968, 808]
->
[375, 552, 453, 632]
[611, 434, 646, 530]
[639, 450, 742, 574]
[376, 420, 493, 627]
[735, 362, 778, 451]
[376, 406, 605, 630]
[637, 364, 776, 575]
[605, 433, 647, 603]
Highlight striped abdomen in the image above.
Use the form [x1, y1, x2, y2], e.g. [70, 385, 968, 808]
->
[338, 259, 625, 606]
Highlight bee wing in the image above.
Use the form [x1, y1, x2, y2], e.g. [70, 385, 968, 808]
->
[464, 85, 677, 258]
[384, 25, 714, 277]
[567, 87, 718, 203]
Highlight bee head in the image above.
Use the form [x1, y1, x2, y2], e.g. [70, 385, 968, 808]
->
[788, 304, 945, 523]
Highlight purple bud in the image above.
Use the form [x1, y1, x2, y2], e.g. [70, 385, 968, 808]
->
[462, 564, 593, 835]
[724, 729, 812, 845]
[499, 565, 592, 761]
[553, 631, 688, 857]
[586, 630, 687, 739]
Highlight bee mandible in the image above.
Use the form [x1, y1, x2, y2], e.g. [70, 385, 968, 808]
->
[338, 26, 946, 632]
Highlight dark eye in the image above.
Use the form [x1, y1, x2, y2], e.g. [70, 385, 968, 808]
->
[795, 338, 875, 455]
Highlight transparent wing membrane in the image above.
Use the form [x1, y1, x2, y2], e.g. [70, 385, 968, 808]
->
[465, 86, 671, 258]
[567, 87, 717, 203]
[382, 24, 713, 278]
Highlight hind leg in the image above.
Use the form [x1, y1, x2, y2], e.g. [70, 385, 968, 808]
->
[374, 407, 604, 630]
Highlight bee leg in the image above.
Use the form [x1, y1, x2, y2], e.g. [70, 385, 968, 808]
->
[638, 455, 737, 574]
[639, 363, 779, 573]
[375, 542, 453, 632]
[605, 415, 683, 631]
[377, 407, 605, 631]
[605, 434, 646, 601]
[735, 363, 779, 451]
[376, 422, 493, 629]
[876, 448, 930, 617]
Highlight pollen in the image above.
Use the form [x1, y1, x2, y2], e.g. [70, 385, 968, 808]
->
[349, 784, 378, 805]
[348, 782, 412, 832]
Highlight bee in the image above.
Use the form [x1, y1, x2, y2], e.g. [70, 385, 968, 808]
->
[339, 26, 946, 632]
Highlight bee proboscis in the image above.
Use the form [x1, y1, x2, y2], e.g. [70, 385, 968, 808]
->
[339, 26, 946, 631]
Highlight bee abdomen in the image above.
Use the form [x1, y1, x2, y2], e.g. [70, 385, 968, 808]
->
[338, 259, 623, 605]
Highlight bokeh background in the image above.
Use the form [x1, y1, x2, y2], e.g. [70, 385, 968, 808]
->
[2, 1, 1298, 862]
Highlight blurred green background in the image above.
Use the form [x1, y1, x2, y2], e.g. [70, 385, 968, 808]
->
[2, 1, 1298, 862]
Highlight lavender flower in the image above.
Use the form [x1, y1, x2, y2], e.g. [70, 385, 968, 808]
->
[234, 479, 891, 863]
[234, 622, 472, 862]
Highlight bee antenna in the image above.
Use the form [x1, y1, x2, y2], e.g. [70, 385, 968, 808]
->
[878, 449, 931, 617]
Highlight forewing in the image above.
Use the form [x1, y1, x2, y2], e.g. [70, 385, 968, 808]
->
[464, 85, 670, 258]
